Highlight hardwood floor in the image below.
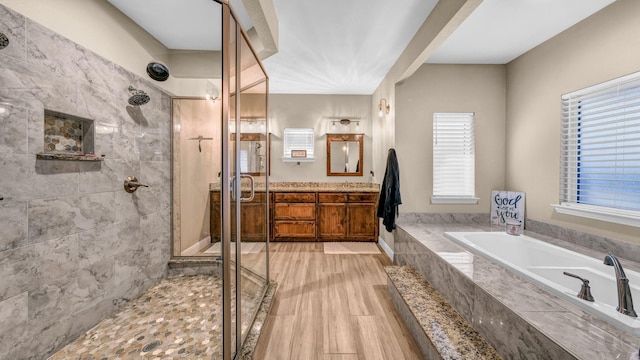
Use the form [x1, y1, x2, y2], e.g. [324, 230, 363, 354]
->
[254, 242, 423, 360]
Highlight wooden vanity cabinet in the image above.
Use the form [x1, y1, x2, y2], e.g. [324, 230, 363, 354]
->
[316, 192, 378, 241]
[210, 191, 267, 242]
[272, 192, 317, 241]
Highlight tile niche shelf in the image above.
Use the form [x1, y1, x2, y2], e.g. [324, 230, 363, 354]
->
[36, 110, 103, 161]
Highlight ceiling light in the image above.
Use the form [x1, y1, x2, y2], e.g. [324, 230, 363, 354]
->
[378, 99, 390, 117]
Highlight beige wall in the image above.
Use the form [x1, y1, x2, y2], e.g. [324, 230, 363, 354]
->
[506, 0, 640, 244]
[269, 94, 374, 182]
[173, 99, 221, 254]
[396, 64, 506, 213]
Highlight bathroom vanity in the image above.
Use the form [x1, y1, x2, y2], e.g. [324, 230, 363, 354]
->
[210, 182, 380, 242]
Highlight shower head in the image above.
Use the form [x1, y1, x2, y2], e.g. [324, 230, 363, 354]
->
[0, 32, 9, 50]
[128, 86, 150, 106]
[147, 62, 170, 81]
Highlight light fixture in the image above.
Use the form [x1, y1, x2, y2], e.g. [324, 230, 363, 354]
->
[378, 98, 390, 117]
[330, 118, 360, 128]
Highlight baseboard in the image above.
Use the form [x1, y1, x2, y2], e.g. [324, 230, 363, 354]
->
[181, 235, 211, 256]
[378, 236, 394, 262]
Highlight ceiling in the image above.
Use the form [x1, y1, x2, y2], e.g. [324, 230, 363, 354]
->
[109, 0, 616, 95]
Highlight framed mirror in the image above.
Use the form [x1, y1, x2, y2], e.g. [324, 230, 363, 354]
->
[327, 133, 363, 176]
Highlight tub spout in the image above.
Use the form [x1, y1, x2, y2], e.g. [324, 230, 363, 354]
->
[604, 254, 637, 317]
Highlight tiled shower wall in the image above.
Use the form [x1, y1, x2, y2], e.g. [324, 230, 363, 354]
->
[0, 5, 171, 359]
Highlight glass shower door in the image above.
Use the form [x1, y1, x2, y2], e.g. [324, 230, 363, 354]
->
[236, 31, 269, 352]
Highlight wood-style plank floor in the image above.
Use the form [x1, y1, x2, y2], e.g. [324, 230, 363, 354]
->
[254, 242, 423, 360]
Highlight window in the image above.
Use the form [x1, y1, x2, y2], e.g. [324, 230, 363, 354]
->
[556, 71, 640, 226]
[431, 112, 478, 204]
[283, 128, 315, 161]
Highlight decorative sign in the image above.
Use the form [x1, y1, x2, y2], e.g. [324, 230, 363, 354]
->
[491, 190, 525, 226]
[291, 149, 307, 158]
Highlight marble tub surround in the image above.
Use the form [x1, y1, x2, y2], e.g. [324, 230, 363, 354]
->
[394, 222, 639, 359]
[0, 4, 171, 359]
[209, 181, 380, 192]
[385, 265, 501, 360]
[527, 218, 640, 264]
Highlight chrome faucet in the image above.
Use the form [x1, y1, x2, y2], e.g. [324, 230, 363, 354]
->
[604, 254, 637, 317]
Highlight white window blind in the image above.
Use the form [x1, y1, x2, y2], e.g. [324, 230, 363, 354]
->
[283, 128, 314, 160]
[561, 72, 640, 213]
[432, 113, 476, 201]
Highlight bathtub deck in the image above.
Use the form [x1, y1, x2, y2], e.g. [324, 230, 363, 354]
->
[394, 221, 638, 360]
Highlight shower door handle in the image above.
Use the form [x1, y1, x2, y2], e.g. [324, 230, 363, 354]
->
[240, 174, 255, 202]
[230, 174, 255, 202]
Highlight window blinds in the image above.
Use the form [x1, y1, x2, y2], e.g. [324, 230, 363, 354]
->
[432, 112, 475, 197]
[283, 128, 314, 159]
[561, 72, 640, 212]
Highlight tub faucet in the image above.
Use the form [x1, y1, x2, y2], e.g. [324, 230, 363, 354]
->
[604, 253, 637, 317]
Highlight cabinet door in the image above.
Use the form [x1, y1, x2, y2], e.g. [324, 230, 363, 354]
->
[347, 203, 377, 240]
[318, 203, 347, 239]
[240, 199, 266, 241]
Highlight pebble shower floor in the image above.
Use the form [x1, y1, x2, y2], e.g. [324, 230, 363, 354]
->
[49, 274, 255, 359]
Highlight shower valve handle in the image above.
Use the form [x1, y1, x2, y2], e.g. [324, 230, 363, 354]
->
[124, 176, 149, 193]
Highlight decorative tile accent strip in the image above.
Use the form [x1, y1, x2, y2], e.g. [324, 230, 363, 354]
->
[42, 109, 95, 155]
[44, 112, 83, 153]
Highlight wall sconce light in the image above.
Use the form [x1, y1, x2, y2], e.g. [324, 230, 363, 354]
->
[378, 98, 390, 117]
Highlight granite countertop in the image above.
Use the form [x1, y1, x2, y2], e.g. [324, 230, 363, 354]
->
[209, 181, 380, 192]
[386, 265, 502, 359]
[394, 221, 639, 360]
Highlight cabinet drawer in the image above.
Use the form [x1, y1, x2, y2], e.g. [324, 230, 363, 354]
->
[274, 192, 316, 203]
[210, 191, 265, 202]
[274, 203, 316, 220]
[348, 192, 378, 203]
[273, 221, 316, 238]
[318, 193, 348, 203]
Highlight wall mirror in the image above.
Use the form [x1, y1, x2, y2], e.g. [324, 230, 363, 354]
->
[232, 132, 269, 175]
[327, 133, 363, 176]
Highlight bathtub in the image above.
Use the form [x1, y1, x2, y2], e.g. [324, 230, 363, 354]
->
[444, 231, 640, 335]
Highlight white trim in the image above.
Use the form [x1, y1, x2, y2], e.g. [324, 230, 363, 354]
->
[181, 235, 211, 256]
[552, 203, 640, 228]
[431, 196, 479, 205]
[378, 236, 394, 261]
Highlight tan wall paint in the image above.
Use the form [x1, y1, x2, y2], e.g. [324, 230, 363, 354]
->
[269, 94, 374, 182]
[506, 0, 640, 243]
[173, 99, 221, 253]
[397, 64, 506, 213]
[371, 0, 483, 250]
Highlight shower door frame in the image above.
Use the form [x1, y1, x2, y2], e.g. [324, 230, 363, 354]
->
[223, 2, 270, 359]
[168, 2, 270, 359]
